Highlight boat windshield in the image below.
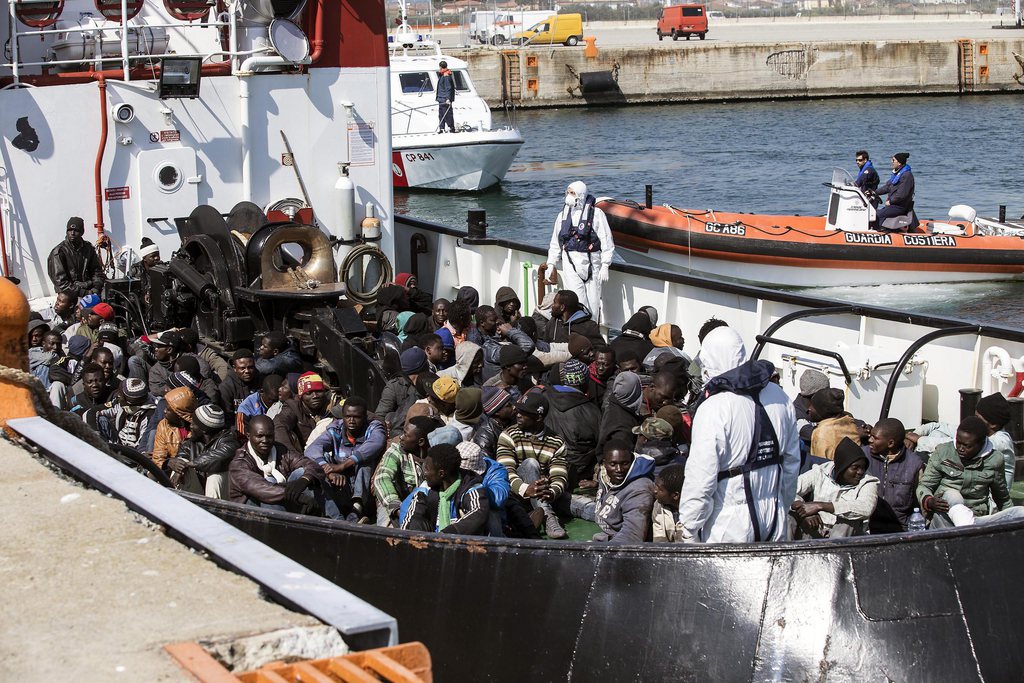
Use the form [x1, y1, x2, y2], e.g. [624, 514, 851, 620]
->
[453, 70, 472, 92]
[831, 167, 855, 186]
[399, 72, 433, 94]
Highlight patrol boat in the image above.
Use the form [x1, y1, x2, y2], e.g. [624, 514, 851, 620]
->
[4, 1, 1024, 681]
[603, 169, 1024, 287]
[389, 11, 523, 191]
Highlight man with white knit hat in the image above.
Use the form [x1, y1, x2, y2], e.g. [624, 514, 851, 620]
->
[177, 404, 241, 499]
[541, 180, 615, 323]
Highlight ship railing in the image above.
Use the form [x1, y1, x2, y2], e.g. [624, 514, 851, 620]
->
[4, 0, 247, 83]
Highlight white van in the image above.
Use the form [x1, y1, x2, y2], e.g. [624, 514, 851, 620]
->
[483, 10, 552, 45]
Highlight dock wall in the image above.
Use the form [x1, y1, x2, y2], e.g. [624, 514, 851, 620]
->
[449, 39, 1024, 108]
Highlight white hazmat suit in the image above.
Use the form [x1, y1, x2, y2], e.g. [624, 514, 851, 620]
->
[677, 326, 800, 543]
[545, 181, 615, 322]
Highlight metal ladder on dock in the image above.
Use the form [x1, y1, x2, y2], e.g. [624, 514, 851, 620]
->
[501, 50, 522, 105]
[957, 39, 976, 93]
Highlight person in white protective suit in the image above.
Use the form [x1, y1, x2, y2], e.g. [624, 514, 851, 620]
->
[677, 326, 800, 543]
[541, 181, 615, 323]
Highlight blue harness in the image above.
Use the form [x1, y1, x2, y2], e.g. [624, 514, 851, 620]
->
[855, 160, 875, 184]
[888, 163, 911, 186]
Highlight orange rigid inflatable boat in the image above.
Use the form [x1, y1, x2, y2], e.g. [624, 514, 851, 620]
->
[602, 174, 1024, 287]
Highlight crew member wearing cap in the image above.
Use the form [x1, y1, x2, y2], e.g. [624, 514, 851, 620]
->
[473, 386, 516, 457]
[791, 437, 880, 538]
[275, 371, 333, 452]
[541, 181, 615, 323]
[545, 359, 602, 489]
[305, 396, 387, 521]
[873, 152, 915, 230]
[47, 216, 106, 298]
[175, 404, 241, 499]
[496, 391, 570, 539]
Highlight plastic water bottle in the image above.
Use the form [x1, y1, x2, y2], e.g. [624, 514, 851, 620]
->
[907, 508, 927, 532]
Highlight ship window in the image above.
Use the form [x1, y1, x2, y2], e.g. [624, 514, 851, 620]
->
[399, 72, 433, 94]
[453, 71, 471, 92]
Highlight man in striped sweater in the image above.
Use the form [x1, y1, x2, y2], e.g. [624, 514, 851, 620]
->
[496, 391, 570, 539]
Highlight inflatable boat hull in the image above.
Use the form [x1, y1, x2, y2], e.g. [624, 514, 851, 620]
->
[603, 202, 1024, 287]
[191, 495, 1024, 682]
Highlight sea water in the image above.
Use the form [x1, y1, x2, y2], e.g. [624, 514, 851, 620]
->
[396, 94, 1024, 327]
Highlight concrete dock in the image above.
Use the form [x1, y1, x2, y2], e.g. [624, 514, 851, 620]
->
[0, 438, 321, 681]
[426, 16, 1024, 107]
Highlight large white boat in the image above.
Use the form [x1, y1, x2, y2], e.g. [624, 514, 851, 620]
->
[389, 23, 523, 191]
[5, 1, 1024, 681]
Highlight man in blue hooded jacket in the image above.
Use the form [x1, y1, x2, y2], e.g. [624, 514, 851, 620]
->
[593, 441, 656, 543]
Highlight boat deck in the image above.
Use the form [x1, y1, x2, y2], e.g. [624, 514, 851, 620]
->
[0, 439, 321, 681]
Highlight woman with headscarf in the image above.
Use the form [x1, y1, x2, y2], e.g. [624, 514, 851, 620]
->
[439, 340, 484, 387]
[597, 371, 644, 455]
[396, 311, 415, 343]
[611, 311, 655, 362]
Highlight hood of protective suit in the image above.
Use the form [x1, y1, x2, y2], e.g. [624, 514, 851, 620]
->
[566, 180, 588, 210]
[700, 326, 747, 381]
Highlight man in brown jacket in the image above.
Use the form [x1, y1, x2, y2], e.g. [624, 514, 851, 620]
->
[229, 415, 325, 512]
[152, 387, 195, 471]
[808, 388, 861, 461]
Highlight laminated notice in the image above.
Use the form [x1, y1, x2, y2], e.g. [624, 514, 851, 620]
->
[348, 122, 375, 166]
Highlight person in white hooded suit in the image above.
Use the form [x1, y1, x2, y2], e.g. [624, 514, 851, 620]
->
[677, 326, 800, 543]
[542, 181, 615, 322]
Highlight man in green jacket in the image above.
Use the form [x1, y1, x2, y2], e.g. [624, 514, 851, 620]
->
[917, 416, 1023, 528]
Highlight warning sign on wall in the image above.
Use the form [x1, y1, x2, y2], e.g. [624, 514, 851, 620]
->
[104, 186, 130, 201]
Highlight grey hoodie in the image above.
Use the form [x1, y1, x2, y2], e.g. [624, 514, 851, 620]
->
[593, 454, 656, 544]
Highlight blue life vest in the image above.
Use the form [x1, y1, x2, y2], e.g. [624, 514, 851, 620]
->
[888, 163, 911, 186]
[558, 194, 601, 254]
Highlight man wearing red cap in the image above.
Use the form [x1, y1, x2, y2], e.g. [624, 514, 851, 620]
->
[394, 272, 433, 315]
[47, 216, 106, 298]
[274, 371, 333, 452]
[74, 303, 115, 343]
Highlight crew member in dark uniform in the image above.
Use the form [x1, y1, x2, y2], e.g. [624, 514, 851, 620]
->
[853, 150, 879, 193]
[435, 60, 456, 133]
[47, 216, 105, 298]
[873, 152, 915, 231]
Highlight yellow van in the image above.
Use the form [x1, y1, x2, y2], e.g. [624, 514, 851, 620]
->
[512, 13, 584, 46]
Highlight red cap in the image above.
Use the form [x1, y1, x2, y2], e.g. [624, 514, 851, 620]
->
[91, 302, 114, 320]
[395, 273, 416, 288]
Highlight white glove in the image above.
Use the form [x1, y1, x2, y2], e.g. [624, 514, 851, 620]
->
[599, 266, 610, 283]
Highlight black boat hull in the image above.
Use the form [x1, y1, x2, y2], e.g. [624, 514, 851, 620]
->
[189, 495, 1024, 681]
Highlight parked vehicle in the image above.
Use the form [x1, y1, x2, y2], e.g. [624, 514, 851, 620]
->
[477, 10, 551, 45]
[512, 13, 584, 47]
[708, 10, 725, 18]
[657, 4, 708, 41]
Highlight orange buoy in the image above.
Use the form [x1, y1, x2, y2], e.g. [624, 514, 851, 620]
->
[0, 277, 37, 432]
